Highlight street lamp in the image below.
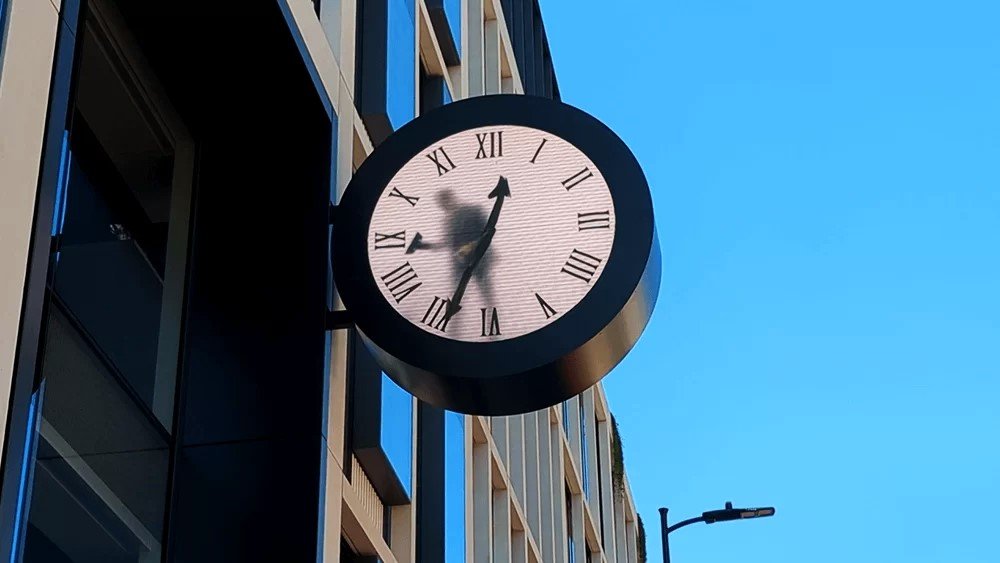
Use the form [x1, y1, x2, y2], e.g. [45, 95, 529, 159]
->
[657, 502, 775, 563]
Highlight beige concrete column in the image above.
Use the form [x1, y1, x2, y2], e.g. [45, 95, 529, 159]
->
[462, 0, 484, 97]
[0, 0, 61, 454]
[484, 18, 501, 94]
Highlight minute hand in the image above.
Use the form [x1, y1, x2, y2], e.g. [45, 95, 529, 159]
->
[447, 176, 512, 315]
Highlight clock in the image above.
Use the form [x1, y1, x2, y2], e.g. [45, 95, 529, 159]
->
[334, 95, 659, 415]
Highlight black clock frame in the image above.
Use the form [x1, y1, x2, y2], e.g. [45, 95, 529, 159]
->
[334, 94, 659, 415]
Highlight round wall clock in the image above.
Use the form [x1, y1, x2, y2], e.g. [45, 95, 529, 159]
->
[334, 94, 659, 415]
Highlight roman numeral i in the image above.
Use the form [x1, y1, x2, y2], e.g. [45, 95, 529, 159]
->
[561, 249, 602, 283]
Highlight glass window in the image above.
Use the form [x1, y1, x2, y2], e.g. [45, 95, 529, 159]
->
[444, 411, 465, 562]
[562, 401, 570, 435]
[17, 10, 191, 561]
[566, 485, 575, 563]
[386, 0, 415, 131]
[579, 399, 590, 499]
[444, 0, 460, 59]
[380, 373, 413, 496]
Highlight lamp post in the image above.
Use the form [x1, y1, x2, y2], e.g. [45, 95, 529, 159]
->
[658, 502, 775, 563]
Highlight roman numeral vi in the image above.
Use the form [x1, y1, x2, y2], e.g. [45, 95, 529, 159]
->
[481, 307, 501, 336]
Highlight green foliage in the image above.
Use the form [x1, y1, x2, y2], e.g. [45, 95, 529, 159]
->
[610, 413, 625, 497]
[637, 513, 648, 563]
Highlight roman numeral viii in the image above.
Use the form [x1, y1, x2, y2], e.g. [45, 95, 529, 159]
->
[374, 230, 406, 250]
[561, 249, 602, 283]
[426, 147, 457, 176]
[480, 307, 501, 337]
[475, 131, 503, 159]
[562, 167, 594, 191]
[381, 262, 422, 303]
[422, 296, 457, 332]
[578, 210, 610, 231]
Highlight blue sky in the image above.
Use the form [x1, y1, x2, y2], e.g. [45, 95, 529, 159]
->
[541, 1, 1000, 561]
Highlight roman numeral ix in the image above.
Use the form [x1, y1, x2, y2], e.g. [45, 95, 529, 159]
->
[381, 262, 422, 303]
[422, 296, 457, 332]
[388, 187, 419, 207]
[374, 231, 406, 250]
[535, 293, 557, 319]
[481, 307, 501, 337]
[475, 131, 503, 159]
[561, 249, 602, 283]
[562, 167, 594, 191]
[578, 210, 611, 231]
[426, 147, 457, 176]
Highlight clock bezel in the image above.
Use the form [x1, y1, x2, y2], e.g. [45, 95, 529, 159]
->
[334, 94, 659, 415]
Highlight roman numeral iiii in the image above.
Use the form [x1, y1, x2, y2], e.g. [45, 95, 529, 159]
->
[561, 249, 602, 283]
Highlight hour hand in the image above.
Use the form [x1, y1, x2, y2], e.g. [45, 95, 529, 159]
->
[406, 232, 435, 254]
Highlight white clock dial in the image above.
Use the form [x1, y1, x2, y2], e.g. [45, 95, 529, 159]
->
[367, 125, 616, 342]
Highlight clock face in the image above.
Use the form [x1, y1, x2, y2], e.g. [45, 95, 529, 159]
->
[367, 125, 616, 342]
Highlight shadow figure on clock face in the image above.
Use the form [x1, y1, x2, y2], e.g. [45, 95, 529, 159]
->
[438, 189, 496, 306]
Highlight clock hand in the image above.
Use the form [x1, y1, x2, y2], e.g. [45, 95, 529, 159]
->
[445, 176, 512, 316]
[406, 232, 433, 254]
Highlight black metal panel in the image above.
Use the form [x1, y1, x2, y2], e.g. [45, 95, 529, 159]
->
[415, 401, 445, 562]
[533, 6, 544, 96]
[355, 0, 393, 144]
[425, 0, 460, 66]
[522, 0, 535, 94]
[0, 1, 83, 554]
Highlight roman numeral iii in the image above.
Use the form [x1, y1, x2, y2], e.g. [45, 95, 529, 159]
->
[381, 262, 422, 303]
[374, 231, 406, 250]
[422, 296, 457, 332]
[387, 187, 419, 207]
[577, 210, 610, 231]
[475, 131, 503, 159]
[481, 307, 501, 337]
[426, 147, 457, 176]
[561, 249, 602, 283]
[562, 167, 594, 191]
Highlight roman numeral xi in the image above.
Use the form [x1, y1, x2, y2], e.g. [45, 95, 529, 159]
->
[381, 262, 422, 303]
[426, 147, 457, 176]
[561, 249, 602, 283]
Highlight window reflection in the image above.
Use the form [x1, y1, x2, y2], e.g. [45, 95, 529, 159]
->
[444, 411, 465, 562]
[380, 373, 413, 496]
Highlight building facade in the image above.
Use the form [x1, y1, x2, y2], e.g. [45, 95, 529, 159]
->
[0, 0, 643, 561]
